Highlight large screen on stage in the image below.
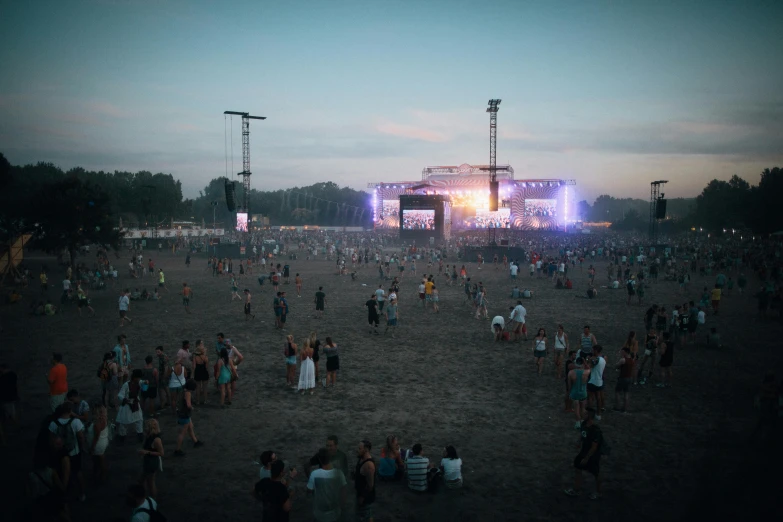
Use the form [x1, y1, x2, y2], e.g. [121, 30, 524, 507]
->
[466, 208, 511, 228]
[380, 200, 399, 220]
[402, 209, 435, 230]
[236, 212, 248, 232]
[524, 199, 557, 217]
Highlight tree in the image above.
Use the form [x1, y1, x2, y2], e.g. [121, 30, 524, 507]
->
[749, 167, 783, 233]
[33, 177, 123, 269]
[694, 175, 751, 231]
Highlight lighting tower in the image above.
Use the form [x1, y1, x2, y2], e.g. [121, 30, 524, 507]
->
[649, 180, 668, 242]
[487, 99, 501, 212]
[224, 110, 266, 212]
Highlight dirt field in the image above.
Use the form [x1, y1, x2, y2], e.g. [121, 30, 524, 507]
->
[2, 246, 780, 521]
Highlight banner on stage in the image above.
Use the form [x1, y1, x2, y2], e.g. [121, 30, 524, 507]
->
[122, 228, 225, 239]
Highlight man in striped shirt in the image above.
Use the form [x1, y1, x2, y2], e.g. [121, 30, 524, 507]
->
[406, 443, 433, 492]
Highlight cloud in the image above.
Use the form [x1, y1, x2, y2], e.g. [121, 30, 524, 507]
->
[375, 121, 447, 142]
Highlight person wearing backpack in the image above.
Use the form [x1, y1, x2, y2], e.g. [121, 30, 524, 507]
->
[48, 401, 87, 502]
[127, 483, 166, 522]
[563, 407, 603, 500]
[99, 352, 119, 409]
[116, 369, 144, 444]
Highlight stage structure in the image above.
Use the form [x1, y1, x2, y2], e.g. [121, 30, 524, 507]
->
[371, 164, 575, 231]
[224, 110, 266, 215]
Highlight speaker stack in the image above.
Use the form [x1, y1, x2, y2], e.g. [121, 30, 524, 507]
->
[225, 179, 236, 212]
[489, 181, 499, 212]
[656, 199, 667, 219]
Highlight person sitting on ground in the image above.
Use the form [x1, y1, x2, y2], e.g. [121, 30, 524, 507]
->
[440, 445, 463, 489]
[140, 288, 150, 300]
[556, 277, 564, 289]
[33, 300, 45, 316]
[522, 288, 533, 298]
[511, 286, 520, 298]
[378, 435, 405, 480]
[586, 284, 598, 299]
[610, 280, 620, 289]
[707, 327, 721, 348]
[565, 278, 573, 290]
[491, 315, 506, 342]
[151, 288, 160, 300]
[130, 288, 141, 300]
[406, 443, 439, 492]
[44, 300, 57, 316]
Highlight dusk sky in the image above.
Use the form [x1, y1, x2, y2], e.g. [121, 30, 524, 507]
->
[1, 0, 781, 203]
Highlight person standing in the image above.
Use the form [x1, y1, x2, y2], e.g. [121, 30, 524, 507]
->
[113, 334, 132, 386]
[176, 340, 193, 380]
[587, 346, 606, 420]
[554, 325, 569, 379]
[568, 358, 591, 429]
[193, 343, 210, 405]
[154, 346, 170, 410]
[298, 341, 316, 395]
[509, 301, 527, 341]
[48, 401, 87, 502]
[255, 459, 294, 521]
[614, 347, 635, 412]
[157, 269, 168, 292]
[355, 440, 376, 522]
[564, 407, 603, 500]
[139, 418, 164, 497]
[533, 328, 548, 376]
[366, 294, 380, 335]
[279, 292, 289, 328]
[322, 337, 340, 387]
[181, 282, 192, 314]
[315, 287, 327, 319]
[116, 369, 144, 444]
[118, 289, 132, 327]
[578, 326, 597, 359]
[140, 356, 158, 419]
[296, 273, 303, 297]
[244, 288, 256, 322]
[216, 347, 234, 406]
[563, 350, 577, 412]
[284, 335, 298, 388]
[174, 379, 204, 456]
[47, 352, 68, 413]
[375, 285, 386, 313]
[656, 332, 674, 388]
[307, 447, 347, 522]
[384, 299, 399, 337]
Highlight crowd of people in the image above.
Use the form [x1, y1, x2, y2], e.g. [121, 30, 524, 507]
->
[3, 227, 783, 521]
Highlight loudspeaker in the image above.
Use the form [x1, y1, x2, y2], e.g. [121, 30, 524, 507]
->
[489, 181, 499, 212]
[225, 179, 236, 212]
[656, 199, 667, 219]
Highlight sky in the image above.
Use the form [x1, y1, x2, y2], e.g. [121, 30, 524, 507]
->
[1, 0, 782, 203]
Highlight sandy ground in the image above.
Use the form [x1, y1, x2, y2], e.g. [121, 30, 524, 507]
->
[1, 247, 780, 521]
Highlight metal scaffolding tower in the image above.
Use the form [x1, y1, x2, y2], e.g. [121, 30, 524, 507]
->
[224, 110, 266, 212]
[649, 180, 668, 242]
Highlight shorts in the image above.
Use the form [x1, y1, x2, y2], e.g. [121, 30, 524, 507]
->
[183, 298, 190, 306]
[316, 303, 324, 311]
[119, 310, 127, 318]
[50, 393, 66, 413]
[141, 387, 158, 400]
[425, 294, 432, 301]
[356, 502, 375, 522]
[78, 299, 88, 308]
[574, 453, 600, 476]
[615, 378, 632, 392]
[419, 293, 425, 300]
[169, 385, 183, 392]
[387, 318, 397, 326]
[158, 282, 164, 287]
[280, 314, 287, 324]
[286, 356, 296, 365]
[368, 315, 379, 326]
[244, 303, 252, 315]
[68, 452, 83, 475]
[587, 383, 604, 393]
[177, 417, 191, 426]
[534, 350, 546, 358]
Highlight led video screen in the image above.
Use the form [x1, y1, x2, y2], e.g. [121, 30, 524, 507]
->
[236, 212, 248, 232]
[402, 209, 435, 230]
[524, 199, 557, 217]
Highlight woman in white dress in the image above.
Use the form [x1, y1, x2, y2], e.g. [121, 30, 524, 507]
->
[298, 339, 316, 395]
[116, 369, 144, 443]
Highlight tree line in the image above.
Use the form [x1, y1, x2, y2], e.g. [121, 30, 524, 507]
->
[576, 167, 783, 234]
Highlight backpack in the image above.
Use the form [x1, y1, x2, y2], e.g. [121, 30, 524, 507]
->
[136, 498, 167, 522]
[56, 418, 78, 454]
[97, 361, 110, 381]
